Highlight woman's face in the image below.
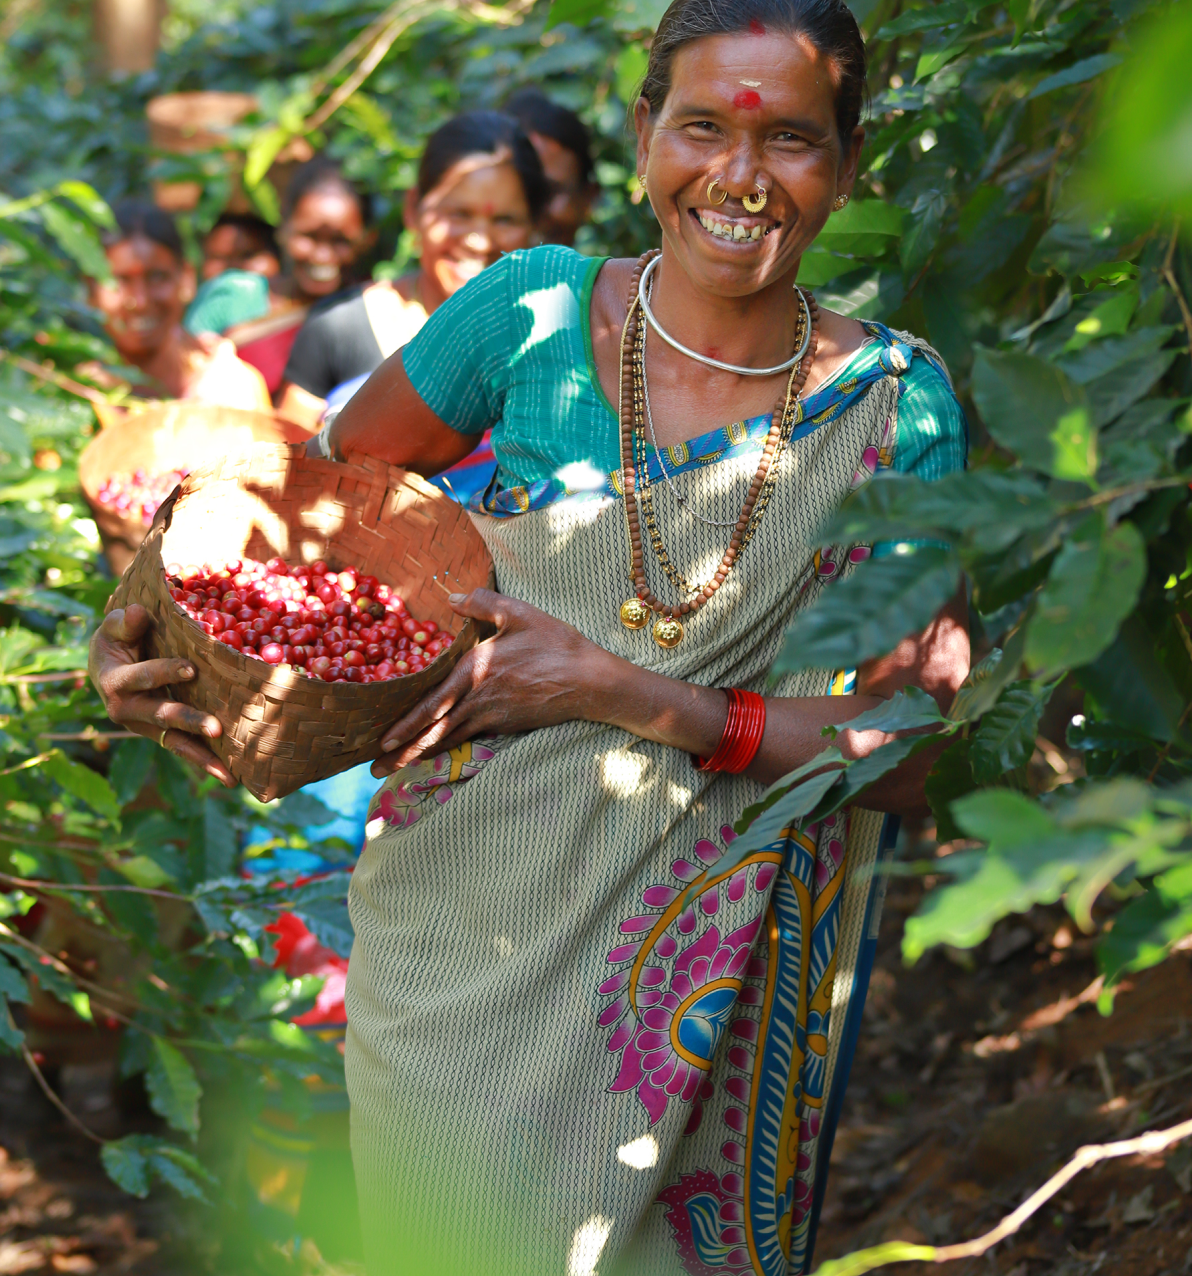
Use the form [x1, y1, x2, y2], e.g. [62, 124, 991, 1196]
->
[280, 185, 370, 299]
[411, 157, 535, 300]
[635, 29, 863, 298]
[90, 235, 193, 364]
[527, 132, 594, 247]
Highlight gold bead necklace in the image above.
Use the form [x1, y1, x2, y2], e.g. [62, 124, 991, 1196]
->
[617, 250, 820, 649]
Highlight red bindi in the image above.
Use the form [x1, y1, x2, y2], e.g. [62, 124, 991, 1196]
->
[748, 18, 766, 34]
[733, 90, 762, 110]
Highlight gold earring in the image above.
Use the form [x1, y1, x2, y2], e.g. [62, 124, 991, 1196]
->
[742, 185, 768, 213]
[833, 193, 850, 211]
[707, 179, 728, 206]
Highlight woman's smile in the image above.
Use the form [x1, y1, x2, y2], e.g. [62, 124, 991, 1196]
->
[691, 206, 780, 243]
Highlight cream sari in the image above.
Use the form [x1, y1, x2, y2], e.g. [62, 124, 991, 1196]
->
[345, 331, 933, 1275]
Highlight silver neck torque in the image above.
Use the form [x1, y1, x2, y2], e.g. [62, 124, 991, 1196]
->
[636, 253, 812, 377]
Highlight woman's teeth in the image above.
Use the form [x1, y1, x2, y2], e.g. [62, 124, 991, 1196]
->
[697, 213, 770, 241]
[306, 263, 339, 282]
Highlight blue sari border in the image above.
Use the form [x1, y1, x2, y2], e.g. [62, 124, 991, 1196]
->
[471, 323, 915, 518]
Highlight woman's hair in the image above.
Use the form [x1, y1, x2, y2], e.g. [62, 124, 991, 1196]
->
[503, 88, 594, 185]
[103, 199, 184, 260]
[416, 110, 551, 220]
[207, 211, 279, 257]
[640, 0, 868, 142]
[282, 156, 373, 226]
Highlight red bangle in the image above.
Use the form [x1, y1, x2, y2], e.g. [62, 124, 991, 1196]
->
[694, 689, 767, 773]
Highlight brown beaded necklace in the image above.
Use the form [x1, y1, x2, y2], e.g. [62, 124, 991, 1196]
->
[617, 249, 820, 649]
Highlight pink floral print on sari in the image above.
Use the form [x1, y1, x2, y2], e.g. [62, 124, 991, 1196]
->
[368, 738, 499, 834]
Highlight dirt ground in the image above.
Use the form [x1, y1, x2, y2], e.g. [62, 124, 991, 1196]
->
[815, 869, 1192, 1275]
[3, 877, 1190, 1276]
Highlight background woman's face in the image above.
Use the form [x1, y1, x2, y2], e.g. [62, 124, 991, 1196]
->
[414, 158, 535, 299]
[526, 132, 593, 246]
[281, 185, 369, 299]
[636, 30, 860, 298]
[91, 235, 192, 364]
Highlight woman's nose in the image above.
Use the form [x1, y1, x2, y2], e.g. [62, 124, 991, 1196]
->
[463, 229, 492, 254]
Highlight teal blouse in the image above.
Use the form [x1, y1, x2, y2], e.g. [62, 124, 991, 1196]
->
[402, 245, 967, 514]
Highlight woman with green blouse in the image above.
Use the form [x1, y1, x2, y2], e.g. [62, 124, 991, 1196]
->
[90, 0, 970, 1270]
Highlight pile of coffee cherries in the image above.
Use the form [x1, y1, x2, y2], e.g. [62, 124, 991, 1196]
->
[96, 468, 189, 526]
[164, 556, 454, 683]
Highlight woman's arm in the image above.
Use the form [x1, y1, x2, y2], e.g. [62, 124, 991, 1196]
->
[321, 349, 475, 476]
[276, 381, 328, 433]
[373, 585, 970, 816]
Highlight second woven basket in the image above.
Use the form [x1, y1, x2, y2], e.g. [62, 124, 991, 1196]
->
[108, 444, 494, 801]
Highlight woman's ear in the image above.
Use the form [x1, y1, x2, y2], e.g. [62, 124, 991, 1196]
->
[838, 125, 866, 200]
[180, 262, 197, 306]
[633, 96, 652, 187]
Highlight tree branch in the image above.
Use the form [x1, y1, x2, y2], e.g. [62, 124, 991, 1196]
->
[19, 1038, 106, 1144]
[812, 1117, 1192, 1276]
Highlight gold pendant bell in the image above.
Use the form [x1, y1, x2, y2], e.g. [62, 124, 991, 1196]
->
[652, 615, 684, 649]
[620, 598, 650, 630]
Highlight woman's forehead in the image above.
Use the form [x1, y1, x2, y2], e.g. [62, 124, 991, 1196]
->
[432, 158, 525, 208]
[106, 235, 178, 271]
[667, 29, 839, 115]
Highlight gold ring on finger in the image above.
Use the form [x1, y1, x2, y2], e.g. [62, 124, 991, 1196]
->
[158, 728, 168, 749]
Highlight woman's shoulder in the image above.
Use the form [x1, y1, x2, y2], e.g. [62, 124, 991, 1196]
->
[864, 323, 968, 476]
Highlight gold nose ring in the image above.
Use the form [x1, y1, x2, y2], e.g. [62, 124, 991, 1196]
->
[707, 180, 728, 206]
[742, 185, 768, 213]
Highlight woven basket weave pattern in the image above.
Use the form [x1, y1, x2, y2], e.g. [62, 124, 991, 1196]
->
[79, 402, 309, 575]
[109, 444, 494, 802]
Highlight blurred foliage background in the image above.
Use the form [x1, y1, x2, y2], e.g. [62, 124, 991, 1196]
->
[2, 0, 1192, 1270]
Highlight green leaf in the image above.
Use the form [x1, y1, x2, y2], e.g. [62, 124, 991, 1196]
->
[545, 0, 613, 28]
[54, 180, 115, 228]
[1025, 513, 1146, 677]
[1075, 616, 1184, 742]
[41, 750, 121, 822]
[148, 1144, 216, 1201]
[108, 737, 155, 807]
[828, 470, 1057, 555]
[1060, 290, 1138, 352]
[824, 685, 946, 738]
[775, 547, 960, 673]
[242, 126, 291, 192]
[614, 42, 649, 102]
[203, 801, 238, 880]
[970, 346, 1089, 476]
[900, 190, 947, 278]
[903, 791, 1116, 959]
[809, 733, 940, 823]
[0, 957, 30, 1005]
[1048, 407, 1097, 482]
[1026, 52, 1123, 99]
[924, 736, 975, 842]
[1097, 861, 1192, 994]
[969, 679, 1055, 782]
[145, 1038, 202, 1136]
[815, 199, 905, 257]
[875, 1, 968, 38]
[733, 745, 845, 838]
[101, 1138, 150, 1197]
[797, 246, 862, 287]
[0, 942, 80, 1009]
[273, 791, 335, 828]
[291, 897, 352, 959]
[948, 636, 1021, 722]
[1085, 350, 1177, 428]
[39, 200, 112, 280]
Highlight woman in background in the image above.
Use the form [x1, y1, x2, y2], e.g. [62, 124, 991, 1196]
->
[275, 111, 549, 433]
[82, 199, 270, 414]
[215, 159, 376, 399]
[505, 86, 599, 247]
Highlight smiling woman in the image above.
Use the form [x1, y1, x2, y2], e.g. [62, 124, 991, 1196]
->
[274, 112, 549, 432]
[84, 200, 271, 413]
[89, 1, 970, 1272]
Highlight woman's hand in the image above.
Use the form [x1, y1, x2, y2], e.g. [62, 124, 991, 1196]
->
[372, 589, 610, 777]
[89, 604, 235, 786]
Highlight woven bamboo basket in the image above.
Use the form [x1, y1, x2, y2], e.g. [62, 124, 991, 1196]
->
[79, 402, 310, 575]
[107, 444, 494, 802]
